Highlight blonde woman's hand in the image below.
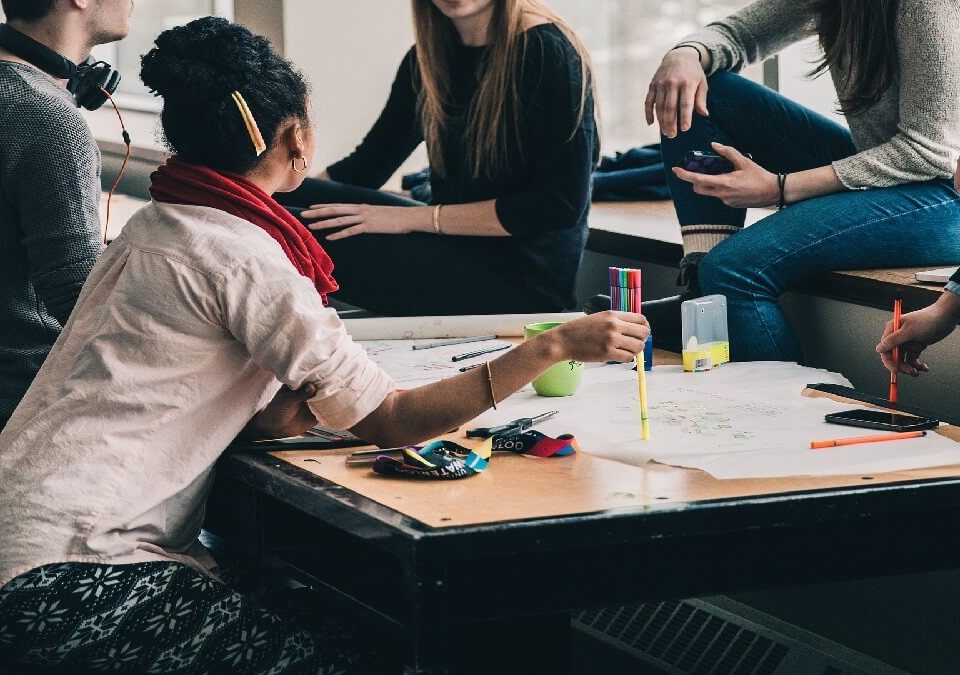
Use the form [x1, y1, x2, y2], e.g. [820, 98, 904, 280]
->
[549, 311, 650, 364]
[645, 47, 709, 139]
[302, 203, 431, 240]
[672, 142, 779, 208]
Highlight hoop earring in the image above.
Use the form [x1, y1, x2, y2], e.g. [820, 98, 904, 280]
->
[292, 156, 308, 173]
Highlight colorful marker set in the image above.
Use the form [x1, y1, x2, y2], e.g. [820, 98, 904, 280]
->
[609, 266, 653, 371]
[608, 267, 650, 441]
[609, 267, 642, 313]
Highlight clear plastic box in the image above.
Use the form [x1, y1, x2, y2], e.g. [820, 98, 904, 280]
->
[681, 294, 729, 371]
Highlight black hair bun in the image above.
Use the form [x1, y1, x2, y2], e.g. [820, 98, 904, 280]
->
[141, 15, 309, 174]
[140, 16, 271, 102]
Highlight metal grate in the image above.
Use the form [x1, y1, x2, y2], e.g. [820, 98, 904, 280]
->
[572, 598, 906, 675]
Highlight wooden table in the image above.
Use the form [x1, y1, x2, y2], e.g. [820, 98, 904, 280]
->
[204, 351, 960, 674]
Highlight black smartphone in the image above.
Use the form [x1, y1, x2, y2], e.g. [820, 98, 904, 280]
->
[677, 150, 751, 175]
[824, 409, 939, 432]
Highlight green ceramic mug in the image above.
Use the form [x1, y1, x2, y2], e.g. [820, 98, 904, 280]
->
[523, 322, 584, 397]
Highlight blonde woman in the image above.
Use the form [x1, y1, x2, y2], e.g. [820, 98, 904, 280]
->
[280, 0, 598, 316]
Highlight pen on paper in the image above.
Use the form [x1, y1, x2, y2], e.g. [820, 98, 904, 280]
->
[637, 351, 649, 440]
[465, 410, 560, 438]
[451, 344, 511, 362]
[810, 430, 925, 449]
[412, 335, 497, 351]
[459, 363, 484, 372]
[345, 447, 408, 465]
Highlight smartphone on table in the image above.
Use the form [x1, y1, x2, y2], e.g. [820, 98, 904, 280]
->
[677, 150, 752, 175]
[824, 409, 939, 432]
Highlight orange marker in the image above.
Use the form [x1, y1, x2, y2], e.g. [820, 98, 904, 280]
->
[810, 430, 925, 450]
[889, 291, 902, 405]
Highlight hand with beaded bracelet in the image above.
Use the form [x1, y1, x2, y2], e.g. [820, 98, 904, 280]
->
[349, 311, 650, 449]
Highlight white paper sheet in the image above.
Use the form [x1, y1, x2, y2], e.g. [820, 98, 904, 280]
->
[455, 361, 960, 479]
[359, 339, 515, 387]
[345, 312, 584, 340]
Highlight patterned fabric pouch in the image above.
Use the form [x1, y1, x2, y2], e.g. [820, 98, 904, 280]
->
[371, 431, 577, 479]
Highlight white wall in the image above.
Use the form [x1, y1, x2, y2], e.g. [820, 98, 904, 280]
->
[77, 0, 428, 189]
[283, 0, 427, 188]
[777, 36, 846, 128]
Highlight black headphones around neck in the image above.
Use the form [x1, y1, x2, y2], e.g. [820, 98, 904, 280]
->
[0, 23, 120, 110]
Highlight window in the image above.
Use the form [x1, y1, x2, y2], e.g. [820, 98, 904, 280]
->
[92, 0, 234, 112]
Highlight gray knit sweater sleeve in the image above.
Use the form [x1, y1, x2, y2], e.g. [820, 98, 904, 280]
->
[681, 0, 960, 188]
[679, 0, 815, 76]
[1, 65, 102, 325]
[0, 63, 102, 419]
[0, 69, 102, 326]
[831, 0, 960, 188]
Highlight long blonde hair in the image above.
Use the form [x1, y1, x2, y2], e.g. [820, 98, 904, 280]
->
[411, 0, 594, 179]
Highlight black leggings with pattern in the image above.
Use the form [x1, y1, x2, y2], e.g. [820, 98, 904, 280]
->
[0, 561, 359, 674]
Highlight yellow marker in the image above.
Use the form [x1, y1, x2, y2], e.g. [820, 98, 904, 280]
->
[637, 352, 650, 440]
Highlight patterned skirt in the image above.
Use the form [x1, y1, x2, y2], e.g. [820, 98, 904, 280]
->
[0, 561, 361, 674]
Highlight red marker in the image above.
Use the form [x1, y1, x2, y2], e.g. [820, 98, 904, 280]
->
[810, 430, 925, 450]
[889, 291, 902, 405]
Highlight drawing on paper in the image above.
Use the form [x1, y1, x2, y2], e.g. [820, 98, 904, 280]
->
[654, 400, 753, 439]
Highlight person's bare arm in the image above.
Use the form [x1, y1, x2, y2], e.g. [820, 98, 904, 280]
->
[350, 311, 649, 447]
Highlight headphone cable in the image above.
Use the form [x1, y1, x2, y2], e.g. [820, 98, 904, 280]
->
[99, 86, 131, 246]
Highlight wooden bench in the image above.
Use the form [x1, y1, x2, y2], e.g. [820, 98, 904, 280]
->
[587, 200, 948, 311]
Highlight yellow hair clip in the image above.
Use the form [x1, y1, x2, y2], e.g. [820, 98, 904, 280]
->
[230, 90, 267, 157]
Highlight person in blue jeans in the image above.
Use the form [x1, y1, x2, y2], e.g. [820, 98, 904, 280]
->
[877, 159, 960, 377]
[643, 0, 960, 362]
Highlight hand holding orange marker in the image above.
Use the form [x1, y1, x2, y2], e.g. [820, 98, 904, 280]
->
[889, 291, 902, 405]
[810, 430, 925, 450]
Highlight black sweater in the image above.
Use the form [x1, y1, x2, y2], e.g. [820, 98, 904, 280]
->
[327, 24, 599, 310]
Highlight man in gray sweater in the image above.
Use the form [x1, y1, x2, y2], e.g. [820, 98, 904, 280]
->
[0, 0, 132, 429]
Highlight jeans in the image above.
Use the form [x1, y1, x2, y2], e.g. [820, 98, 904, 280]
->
[660, 71, 960, 361]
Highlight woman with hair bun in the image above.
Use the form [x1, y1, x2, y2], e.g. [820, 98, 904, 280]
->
[0, 16, 648, 674]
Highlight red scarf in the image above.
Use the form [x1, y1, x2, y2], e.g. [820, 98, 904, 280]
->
[150, 157, 338, 303]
